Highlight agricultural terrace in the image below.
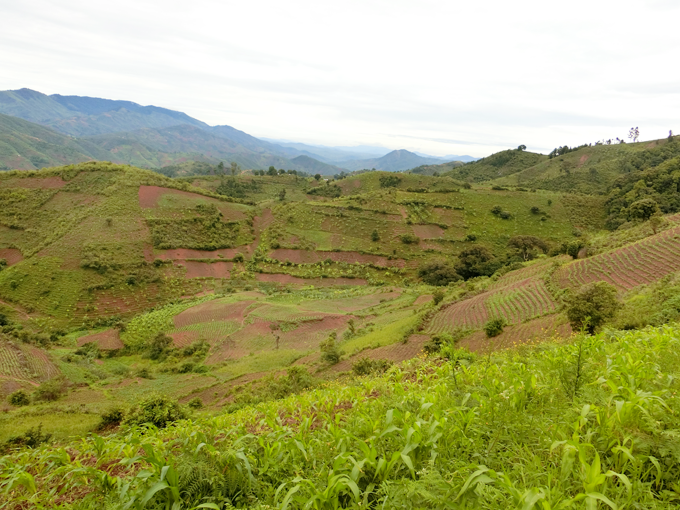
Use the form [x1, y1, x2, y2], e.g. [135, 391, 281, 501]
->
[555, 224, 680, 291]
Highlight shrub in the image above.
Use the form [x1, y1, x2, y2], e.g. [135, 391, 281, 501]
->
[456, 247, 500, 280]
[564, 282, 620, 334]
[97, 407, 125, 430]
[379, 175, 402, 188]
[123, 394, 187, 429]
[464, 233, 477, 242]
[148, 332, 173, 360]
[320, 333, 342, 364]
[423, 333, 454, 354]
[33, 379, 65, 402]
[352, 357, 393, 376]
[432, 289, 445, 305]
[484, 318, 506, 338]
[418, 261, 461, 286]
[187, 397, 204, 409]
[371, 230, 380, 242]
[233, 253, 244, 263]
[399, 234, 420, 245]
[8, 389, 30, 406]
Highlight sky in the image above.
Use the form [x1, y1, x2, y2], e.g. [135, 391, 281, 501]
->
[1, 0, 679, 158]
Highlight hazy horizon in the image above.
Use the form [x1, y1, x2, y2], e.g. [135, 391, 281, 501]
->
[2, 0, 679, 157]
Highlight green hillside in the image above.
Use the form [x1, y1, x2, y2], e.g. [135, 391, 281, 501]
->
[3, 149, 680, 509]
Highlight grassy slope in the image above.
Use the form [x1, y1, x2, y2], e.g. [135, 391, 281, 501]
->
[3, 326, 680, 508]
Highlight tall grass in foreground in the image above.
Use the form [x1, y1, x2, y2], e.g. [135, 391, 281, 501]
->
[3, 326, 680, 509]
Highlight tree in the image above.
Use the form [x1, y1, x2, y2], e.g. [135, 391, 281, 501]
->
[230, 162, 239, 176]
[628, 126, 640, 143]
[217, 162, 224, 174]
[564, 282, 620, 334]
[278, 189, 286, 201]
[507, 235, 548, 261]
[628, 198, 660, 221]
[432, 289, 445, 305]
[418, 261, 461, 286]
[320, 332, 342, 364]
[371, 230, 380, 242]
[649, 214, 664, 235]
[314, 174, 321, 181]
[517, 145, 527, 151]
[455, 247, 500, 279]
[148, 332, 173, 360]
[267, 166, 277, 176]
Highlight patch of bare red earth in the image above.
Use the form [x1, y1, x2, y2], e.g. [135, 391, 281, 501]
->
[413, 295, 433, 306]
[174, 300, 257, 328]
[77, 329, 124, 350]
[554, 225, 680, 291]
[412, 224, 444, 239]
[269, 248, 406, 268]
[157, 248, 243, 260]
[256, 273, 367, 286]
[324, 334, 432, 374]
[2, 176, 66, 188]
[458, 315, 572, 352]
[174, 260, 233, 278]
[0, 248, 23, 266]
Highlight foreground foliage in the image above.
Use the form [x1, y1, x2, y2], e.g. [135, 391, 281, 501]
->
[3, 326, 680, 508]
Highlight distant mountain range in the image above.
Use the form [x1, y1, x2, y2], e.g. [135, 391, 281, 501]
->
[0, 88, 478, 173]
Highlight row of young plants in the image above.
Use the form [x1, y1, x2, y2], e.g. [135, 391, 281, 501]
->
[3, 325, 680, 508]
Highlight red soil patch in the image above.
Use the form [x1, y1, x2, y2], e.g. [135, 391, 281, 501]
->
[2, 176, 66, 188]
[256, 273, 367, 286]
[399, 207, 408, 219]
[138, 186, 245, 221]
[278, 316, 352, 350]
[158, 248, 241, 260]
[77, 329, 124, 350]
[413, 295, 433, 306]
[169, 330, 200, 348]
[206, 322, 273, 364]
[0, 248, 23, 266]
[578, 155, 590, 167]
[269, 249, 405, 268]
[459, 315, 572, 352]
[176, 261, 233, 278]
[143, 244, 155, 263]
[174, 300, 256, 327]
[412, 224, 444, 239]
[327, 334, 431, 373]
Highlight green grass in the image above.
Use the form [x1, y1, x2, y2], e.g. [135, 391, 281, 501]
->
[0, 412, 100, 443]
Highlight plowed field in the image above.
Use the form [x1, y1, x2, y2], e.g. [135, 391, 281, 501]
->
[269, 249, 405, 268]
[77, 329, 124, 350]
[0, 248, 23, 266]
[554, 226, 680, 291]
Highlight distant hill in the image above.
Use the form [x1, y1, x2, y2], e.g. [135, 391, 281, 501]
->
[443, 148, 546, 183]
[0, 88, 207, 136]
[341, 149, 443, 172]
[0, 113, 109, 170]
[406, 160, 466, 176]
[288, 155, 345, 175]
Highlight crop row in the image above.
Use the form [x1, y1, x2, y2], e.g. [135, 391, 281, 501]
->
[428, 277, 556, 334]
[555, 226, 680, 290]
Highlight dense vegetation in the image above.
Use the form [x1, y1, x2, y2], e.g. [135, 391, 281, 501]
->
[4, 326, 680, 508]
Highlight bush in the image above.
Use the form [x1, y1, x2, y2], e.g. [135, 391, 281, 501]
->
[187, 397, 204, 409]
[399, 234, 420, 245]
[352, 358, 393, 376]
[148, 332, 174, 360]
[456, 247, 501, 280]
[97, 407, 125, 430]
[379, 175, 402, 188]
[320, 333, 342, 364]
[33, 379, 65, 402]
[124, 394, 187, 429]
[418, 261, 461, 286]
[423, 333, 454, 354]
[484, 318, 506, 338]
[8, 389, 30, 406]
[564, 282, 620, 334]
[433, 289, 445, 305]
[371, 230, 380, 242]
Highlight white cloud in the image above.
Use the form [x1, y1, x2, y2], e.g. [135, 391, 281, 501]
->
[1, 0, 679, 156]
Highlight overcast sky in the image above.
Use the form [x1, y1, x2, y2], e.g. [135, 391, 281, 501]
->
[2, 0, 679, 157]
